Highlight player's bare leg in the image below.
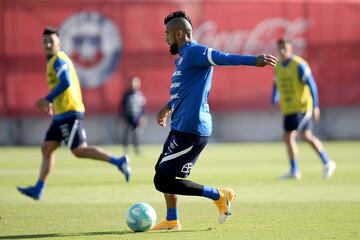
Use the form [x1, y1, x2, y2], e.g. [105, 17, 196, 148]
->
[164, 193, 177, 208]
[17, 140, 59, 200]
[301, 130, 336, 178]
[301, 130, 324, 153]
[284, 131, 298, 161]
[72, 143, 131, 182]
[152, 193, 181, 230]
[39, 141, 60, 181]
[280, 131, 302, 179]
[72, 143, 112, 161]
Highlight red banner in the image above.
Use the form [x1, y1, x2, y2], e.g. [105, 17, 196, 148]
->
[0, 0, 359, 116]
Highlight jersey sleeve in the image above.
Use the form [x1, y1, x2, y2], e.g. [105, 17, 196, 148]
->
[188, 45, 257, 67]
[46, 57, 71, 102]
[271, 79, 280, 105]
[298, 63, 319, 108]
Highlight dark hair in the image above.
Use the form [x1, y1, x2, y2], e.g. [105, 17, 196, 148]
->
[164, 10, 193, 26]
[277, 38, 291, 45]
[43, 26, 59, 36]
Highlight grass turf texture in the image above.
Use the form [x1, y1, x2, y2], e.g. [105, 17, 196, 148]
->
[0, 141, 359, 239]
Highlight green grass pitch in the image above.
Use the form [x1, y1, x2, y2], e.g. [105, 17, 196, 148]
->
[0, 141, 359, 239]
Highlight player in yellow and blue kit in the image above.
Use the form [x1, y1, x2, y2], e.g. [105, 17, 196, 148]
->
[17, 27, 131, 200]
[271, 39, 336, 180]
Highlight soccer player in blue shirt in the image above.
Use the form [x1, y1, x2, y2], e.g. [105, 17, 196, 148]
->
[152, 11, 278, 230]
[271, 39, 336, 180]
[17, 27, 131, 201]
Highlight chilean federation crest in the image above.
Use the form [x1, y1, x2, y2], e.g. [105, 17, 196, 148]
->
[59, 12, 121, 88]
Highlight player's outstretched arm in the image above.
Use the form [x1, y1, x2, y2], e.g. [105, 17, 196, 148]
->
[255, 54, 278, 67]
[156, 103, 172, 127]
[189, 47, 278, 68]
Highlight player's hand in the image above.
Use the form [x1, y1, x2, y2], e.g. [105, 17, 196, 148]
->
[35, 98, 53, 117]
[139, 116, 148, 127]
[255, 54, 278, 67]
[269, 104, 277, 115]
[313, 107, 320, 122]
[156, 105, 172, 127]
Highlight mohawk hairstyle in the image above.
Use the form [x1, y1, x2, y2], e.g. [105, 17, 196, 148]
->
[43, 26, 59, 36]
[164, 10, 193, 26]
[277, 38, 291, 45]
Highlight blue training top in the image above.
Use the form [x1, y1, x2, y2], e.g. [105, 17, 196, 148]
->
[168, 41, 257, 136]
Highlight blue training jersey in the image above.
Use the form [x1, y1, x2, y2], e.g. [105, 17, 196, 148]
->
[169, 41, 257, 136]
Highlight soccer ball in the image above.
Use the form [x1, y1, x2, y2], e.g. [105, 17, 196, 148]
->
[125, 202, 157, 232]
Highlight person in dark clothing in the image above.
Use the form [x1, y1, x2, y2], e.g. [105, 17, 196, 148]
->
[121, 76, 147, 154]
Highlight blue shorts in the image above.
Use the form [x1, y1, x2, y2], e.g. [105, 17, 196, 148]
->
[284, 111, 313, 132]
[45, 115, 87, 149]
[155, 130, 209, 178]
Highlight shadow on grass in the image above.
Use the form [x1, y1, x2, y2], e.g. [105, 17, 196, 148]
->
[0, 231, 129, 239]
[0, 228, 211, 239]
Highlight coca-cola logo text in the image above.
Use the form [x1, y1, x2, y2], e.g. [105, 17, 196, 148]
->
[193, 18, 309, 55]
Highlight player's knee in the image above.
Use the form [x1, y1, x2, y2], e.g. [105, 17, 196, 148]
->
[71, 147, 85, 158]
[153, 172, 172, 193]
[41, 143, 56, 159]
[301, 131, 313, 142]
[153, 172, 164, 192]
[283, 133, 292, 144]
[41, 144, 48, 155]
[284, 131, 297, 143]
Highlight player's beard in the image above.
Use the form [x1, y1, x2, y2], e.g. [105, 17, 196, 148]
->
[170, 43, 178, 55]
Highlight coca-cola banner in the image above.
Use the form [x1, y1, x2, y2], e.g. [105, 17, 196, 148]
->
[0, 0, 359, 116]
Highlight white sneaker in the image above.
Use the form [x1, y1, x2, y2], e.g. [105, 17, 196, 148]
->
[279, 171, 302, 180]
[323, 160, 336, 179]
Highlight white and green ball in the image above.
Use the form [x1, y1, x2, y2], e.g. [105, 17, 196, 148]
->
[125, 202, 157, 232]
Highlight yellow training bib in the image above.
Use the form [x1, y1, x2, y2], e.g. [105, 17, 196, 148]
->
[47, 51, 85, 115]
[275, 55, 313, 115]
